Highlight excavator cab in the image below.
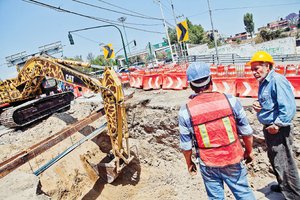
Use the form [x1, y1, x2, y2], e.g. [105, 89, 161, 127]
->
[41, 78, 59, 96]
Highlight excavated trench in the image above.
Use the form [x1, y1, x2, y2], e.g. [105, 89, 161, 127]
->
[0, 88, 300, 200]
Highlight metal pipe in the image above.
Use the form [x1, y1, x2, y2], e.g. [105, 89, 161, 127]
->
[34, 122, 107, 176]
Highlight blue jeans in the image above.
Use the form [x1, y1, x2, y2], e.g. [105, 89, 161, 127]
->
[200, 162, 255, 200]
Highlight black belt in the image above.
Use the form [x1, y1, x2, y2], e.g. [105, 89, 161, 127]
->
[263, 124, 290, 129]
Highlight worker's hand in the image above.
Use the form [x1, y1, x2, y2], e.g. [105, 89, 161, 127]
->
[244, 151, 254, 164]
[266, 124, 279, 134]
[252, 100, 262, 112]
[188, 162, 197, 176]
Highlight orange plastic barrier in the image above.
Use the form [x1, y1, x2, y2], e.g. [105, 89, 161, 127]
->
[142, 74, 162, 90]
[244, 65, 253, 78]
[285, 64, 297, 77]
[286, 76, 300, 98]
[129, 73, 143, 88]
[212, 78, 236, 95]
[210, 65, 217, 78]
[217, 65, 225, 77]
[236, 78, 258, 98]
[274, 65, 285, 75]
[119, 72, 130, 84]
[162, 72, 187, 90]
[227, 65, 236, 77]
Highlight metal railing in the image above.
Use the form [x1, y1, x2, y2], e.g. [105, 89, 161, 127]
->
[176, 54, 300, 65]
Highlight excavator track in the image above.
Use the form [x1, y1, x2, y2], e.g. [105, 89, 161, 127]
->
[0, 92, 74, 128]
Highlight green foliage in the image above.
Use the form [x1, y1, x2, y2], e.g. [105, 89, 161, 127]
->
[186, 18, 210, 44]
[259, 29, 284, 41]
[243, 13, 255, 37]
[63, 55, 83, 61]
[85, 53, 117, 66]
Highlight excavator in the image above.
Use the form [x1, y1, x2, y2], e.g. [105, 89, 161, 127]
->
[0, 55, 133, 182]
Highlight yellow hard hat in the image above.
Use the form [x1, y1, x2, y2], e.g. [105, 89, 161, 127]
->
[249, 51, 274, 65]
[245, 61, 251, 66]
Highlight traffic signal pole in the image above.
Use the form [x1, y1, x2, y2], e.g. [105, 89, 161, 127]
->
[68, 24, 129, 67]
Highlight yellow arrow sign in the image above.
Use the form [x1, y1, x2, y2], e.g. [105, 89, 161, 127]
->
[176, 20, 189, 42]
[103, 44, 115, 59]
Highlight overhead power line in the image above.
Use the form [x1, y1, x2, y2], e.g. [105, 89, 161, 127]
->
[96, 0, 159, 20]
[72, 0, 163, 21]
[23, 0, 165, 34]
[72, 0, 162, 27]
[213, 2, 300, 11]
[72, 33, 100, 44]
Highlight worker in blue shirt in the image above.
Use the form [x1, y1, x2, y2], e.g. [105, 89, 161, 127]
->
[179, 62, 255, 200]
[250, 51, 300, 200]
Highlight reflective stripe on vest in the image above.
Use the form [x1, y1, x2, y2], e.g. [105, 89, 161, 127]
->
[198, 124, 210, 148]
[222, 116, 235, 143]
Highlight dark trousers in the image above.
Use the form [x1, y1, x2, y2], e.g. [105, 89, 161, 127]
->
[263, 125, 300, 200]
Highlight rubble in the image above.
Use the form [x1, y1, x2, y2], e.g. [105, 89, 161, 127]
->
[0, 88, 298, 200]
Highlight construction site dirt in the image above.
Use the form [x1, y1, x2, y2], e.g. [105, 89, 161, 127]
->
[0, 87, 299, 200]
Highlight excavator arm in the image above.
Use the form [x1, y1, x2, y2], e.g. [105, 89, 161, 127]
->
[0, 56, 133, 182]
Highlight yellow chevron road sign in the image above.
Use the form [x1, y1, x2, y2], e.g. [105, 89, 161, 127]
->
[176, 20, 189, 42]
[103, 44, 115, 59]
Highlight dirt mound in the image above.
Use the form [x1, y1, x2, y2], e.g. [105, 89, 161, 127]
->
[0, 88, 299, 200]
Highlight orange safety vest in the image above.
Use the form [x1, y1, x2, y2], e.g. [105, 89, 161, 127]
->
[187, 92, 244, 167]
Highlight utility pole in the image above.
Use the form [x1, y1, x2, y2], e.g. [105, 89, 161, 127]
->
[156, 0, 175, 63]
[170, 0, 183, 59]
[206, 0, 219, 64]
[118, 17, 131, 55]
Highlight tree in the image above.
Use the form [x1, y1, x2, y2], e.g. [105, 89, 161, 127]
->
[186, 18, 210, 44]
[244, 13, 255, 37]
[260, 29, 271, 41]
[286, 12, 298, 29]
[86, 53, 95, 63]
[63, 55, 83, 61]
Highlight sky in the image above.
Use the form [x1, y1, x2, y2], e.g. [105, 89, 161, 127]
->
[0, 0, 299, 79]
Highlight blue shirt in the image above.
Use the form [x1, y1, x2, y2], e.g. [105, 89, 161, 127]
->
[179, 93, 253, 151]
[257, 70, 296, 126]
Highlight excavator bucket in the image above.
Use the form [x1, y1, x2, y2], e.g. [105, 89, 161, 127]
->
[97, 158, 119, 183]
[80, 154, 134, 183]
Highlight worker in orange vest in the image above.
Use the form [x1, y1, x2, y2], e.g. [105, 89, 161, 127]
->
[179, 62, 255, 199]
[250, 51, 300, 199]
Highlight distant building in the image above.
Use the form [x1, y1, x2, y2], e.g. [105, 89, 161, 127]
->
[258, 18, 289, 32]
[225, 32, 251, 43]
[206, 30, 221, 41]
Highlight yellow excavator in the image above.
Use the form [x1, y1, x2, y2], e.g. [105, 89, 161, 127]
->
[0, 55, 133, 182]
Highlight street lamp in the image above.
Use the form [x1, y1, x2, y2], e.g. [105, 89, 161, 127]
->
[118, 17, 131, 55]
[68, 24, 129, 66]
